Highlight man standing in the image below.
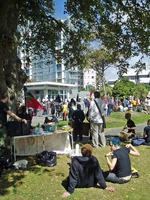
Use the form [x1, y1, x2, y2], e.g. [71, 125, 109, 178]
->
[106, 93, 111, 115]
[88, 91, 106, 148]
[0, 93, 27, 127]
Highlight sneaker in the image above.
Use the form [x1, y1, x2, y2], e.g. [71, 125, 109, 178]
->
[132, 172, 139, 178]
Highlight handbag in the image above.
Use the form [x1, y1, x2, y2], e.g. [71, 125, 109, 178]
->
[94, 100, 106, 128]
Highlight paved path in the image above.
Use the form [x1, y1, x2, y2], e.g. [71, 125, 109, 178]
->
[31, 115, 145, 137]
[105, 123, 145, 137]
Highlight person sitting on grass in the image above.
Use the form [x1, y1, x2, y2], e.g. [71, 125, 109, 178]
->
[122, 112, 136, 139]
[102, 137, 140, 184]
[62, 144, 115, 198]
[143, 119, 150, 144]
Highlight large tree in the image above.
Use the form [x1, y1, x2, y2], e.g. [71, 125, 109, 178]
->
[0, 0, 66, 109]
[65, 0, 150, 70]
[0, 0, 150, 110]
[87, 49, 119, 95]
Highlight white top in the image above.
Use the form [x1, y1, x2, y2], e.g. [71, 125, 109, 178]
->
[88, 98, 106, 123]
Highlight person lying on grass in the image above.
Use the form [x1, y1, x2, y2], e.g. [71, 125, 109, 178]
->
[102, 137, 140, 184]
[62, 144, 114, 198]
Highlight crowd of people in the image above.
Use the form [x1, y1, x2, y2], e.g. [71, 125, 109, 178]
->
[0, 92, 150, 198]
[26, 93, 150, 122]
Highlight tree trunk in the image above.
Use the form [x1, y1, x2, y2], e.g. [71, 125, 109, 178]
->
[0, 1, 27, 112]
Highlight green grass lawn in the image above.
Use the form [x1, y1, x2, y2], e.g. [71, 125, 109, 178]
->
[104, 111, 150, 128]
[0, 112, 150, 200]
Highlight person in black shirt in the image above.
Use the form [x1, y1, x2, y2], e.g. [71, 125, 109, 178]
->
[0, 93, 27, 127]
[123, 112, 136, 138]
[62, 144, 114, 198]
[103, 137, 140, 184]
[143, 119, 150, 144]
[72, 104, 85, 141]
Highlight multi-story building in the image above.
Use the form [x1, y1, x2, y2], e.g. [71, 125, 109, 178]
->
[121, 64, 150, 84]
[107, 63, 150, 87]
[83, 69, 96, 89]
[19, 18, 97, 100]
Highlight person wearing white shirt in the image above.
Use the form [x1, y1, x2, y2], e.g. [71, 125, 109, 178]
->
[88, 91, 106, 148]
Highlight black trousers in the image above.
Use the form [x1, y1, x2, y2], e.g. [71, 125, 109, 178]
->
[73, 122, 83, 141]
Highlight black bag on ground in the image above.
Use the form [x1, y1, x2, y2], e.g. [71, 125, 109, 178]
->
[0, 156, 14, 177]
[36, 151, 57, 167]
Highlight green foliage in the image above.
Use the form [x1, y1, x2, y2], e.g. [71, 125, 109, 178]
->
[112, 78, 136, 98]
[112, 78, 149, 101]
[133, 84, 148, 101]
[78, 87, 85, 92]
[65, 0, 150, 70]
[86, 84, 95, 92]
[0, 127, 7, 138]
[0, 0, 150, 100]
[100, 84, 113, 97]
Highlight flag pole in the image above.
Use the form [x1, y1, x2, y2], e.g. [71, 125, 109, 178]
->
[24, 86, 27, 108]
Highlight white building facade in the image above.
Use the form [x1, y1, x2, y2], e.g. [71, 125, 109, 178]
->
[19, 18, 97, 100]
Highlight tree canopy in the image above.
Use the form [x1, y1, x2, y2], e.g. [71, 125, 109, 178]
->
[112, 78, 149, 101]
[0, 0, 150, 107]
[65, 0, 150, 70]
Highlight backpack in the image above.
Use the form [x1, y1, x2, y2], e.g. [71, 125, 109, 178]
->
[131, 137, 145, 146]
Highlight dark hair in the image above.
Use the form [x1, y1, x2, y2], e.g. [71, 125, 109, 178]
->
[21, 106, 27, 113]
[125, 112, 131, 119]
[94, 91, 100, 98]
[77, 104, 81, 109]
[1, 93, 8, 99]
[81, 144, 93, 157]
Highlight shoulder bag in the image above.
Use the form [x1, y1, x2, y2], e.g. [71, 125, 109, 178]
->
[94, 100, 106, 128]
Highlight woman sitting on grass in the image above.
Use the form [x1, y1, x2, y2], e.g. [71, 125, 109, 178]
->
[102, 137, 140, 184]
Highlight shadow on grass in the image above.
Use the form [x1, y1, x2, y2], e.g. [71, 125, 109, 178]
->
[0, 155, 56, 196]
[61, 176, 101, 192]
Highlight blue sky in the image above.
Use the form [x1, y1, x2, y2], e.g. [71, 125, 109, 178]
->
[54, 0, 68, 19]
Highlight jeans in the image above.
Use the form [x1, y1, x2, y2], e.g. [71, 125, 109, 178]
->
[102, 171, 131, 184]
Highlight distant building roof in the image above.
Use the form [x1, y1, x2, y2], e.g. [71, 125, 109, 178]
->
[139, 78, 150, 84]
[122, 69, 150, 76]
[25, 81, 75, 87]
